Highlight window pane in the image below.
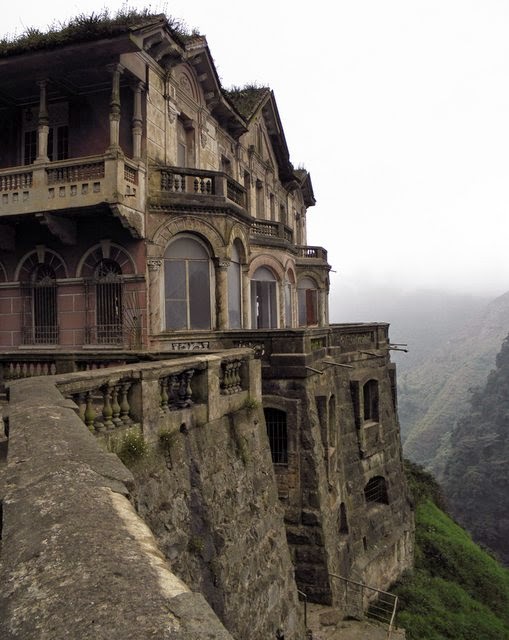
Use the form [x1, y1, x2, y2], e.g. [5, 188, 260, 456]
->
[189, 260, 211, 329]
[166, 299, 187, 330]
[298, 289, 307, 326]
[165, 260, 186, 300]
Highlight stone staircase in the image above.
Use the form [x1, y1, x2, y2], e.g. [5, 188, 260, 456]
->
[306, 604, 406, 640]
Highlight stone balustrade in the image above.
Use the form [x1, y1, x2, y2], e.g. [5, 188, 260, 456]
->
[155, 166, 247, 210]
[0, 154, 144, 217]
[296, 245, 328, 261]
[47, 349, 256, 441]
[0, 375, 234, 640]
[250, 219, 294, 244]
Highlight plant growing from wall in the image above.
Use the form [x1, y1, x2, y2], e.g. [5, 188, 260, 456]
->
[111, 426, 148, 466]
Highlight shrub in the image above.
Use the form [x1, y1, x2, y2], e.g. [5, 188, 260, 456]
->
[115, 427, 148, 466]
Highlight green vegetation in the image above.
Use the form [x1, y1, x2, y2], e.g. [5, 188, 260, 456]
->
[224, 85, 270, 119]
[111, 426, 148, 466]
[242, 396, 259, 411]
[0, 7, 193, 57]
[158, 427, 178, 455]
[392, 463, 509, 639]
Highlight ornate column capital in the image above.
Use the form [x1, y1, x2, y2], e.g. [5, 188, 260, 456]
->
[215, 258, 231, 270]
[147, 258, 163, 272]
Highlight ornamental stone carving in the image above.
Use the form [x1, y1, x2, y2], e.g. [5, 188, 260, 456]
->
[147, 258, 163, 272]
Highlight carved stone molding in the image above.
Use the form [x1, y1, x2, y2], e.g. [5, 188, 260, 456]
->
[216, 258, 231, 270]
[147, 258, 163, 272]
[170, 341, 210, 351]
[167, 99, 180, 123]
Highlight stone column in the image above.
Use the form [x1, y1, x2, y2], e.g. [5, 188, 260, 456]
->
[35, 80, 49, 163]
[242, 266, 251, 328]
[147, 258, 163, 336]
[132, 81, 144, 160]
[107, 63, 124, 152]
[215, 259, 230, 330]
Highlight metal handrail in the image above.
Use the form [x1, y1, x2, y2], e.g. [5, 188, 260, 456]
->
[329, 574, 398, 639]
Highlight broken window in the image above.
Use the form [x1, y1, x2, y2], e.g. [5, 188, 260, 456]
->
[264, 408, 288, 465]
[363, 379, 379, 422]
[164, 236, 211, 330]
[251, 266, 277, 328]
[297, 276, 318, 326]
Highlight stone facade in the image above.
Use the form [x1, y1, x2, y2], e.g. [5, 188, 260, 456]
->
[0, 13, 413, 640]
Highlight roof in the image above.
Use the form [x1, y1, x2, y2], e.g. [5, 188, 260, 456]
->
[224, 86, 271, 120]
[0, 11, 191, 58]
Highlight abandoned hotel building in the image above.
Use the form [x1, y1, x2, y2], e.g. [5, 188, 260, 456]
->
[0, 14, 413, 640]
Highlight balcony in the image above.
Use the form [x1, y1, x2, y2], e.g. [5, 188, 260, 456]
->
[150, 166, 248, 218]
[250, 219, 294, 246]
[0, 155, 145, 237]
[295, 245, 328, 263]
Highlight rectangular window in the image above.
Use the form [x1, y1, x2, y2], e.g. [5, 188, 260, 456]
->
[24, 130, 37, 165]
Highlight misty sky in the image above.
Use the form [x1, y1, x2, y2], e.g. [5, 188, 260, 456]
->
[4, 1, 509, 311]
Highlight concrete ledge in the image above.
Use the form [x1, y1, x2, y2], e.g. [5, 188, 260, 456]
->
[0, 378, 233, 640]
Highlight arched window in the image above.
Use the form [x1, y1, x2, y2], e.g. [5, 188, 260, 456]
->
[264, 408, 288, 465]
[297, 276, 318, 326]
[164, 236, 212, 330]
[95, 259, 123, 344]
[364, 476, 389, 504]
[28, 264, 58, 344]
[251, 267, 278, 328]
[363, 379, 379, 422]
[228, 242, 242, 329]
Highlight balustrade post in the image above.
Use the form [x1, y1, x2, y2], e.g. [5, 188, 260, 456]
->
[160, 376, 169, 414]
[176, 370, 194, 408]
[76, 393, 86, 424]
[84, 391, 96, 432]
[101, 384, 114, 431]
[111, 384, 122, 426]
[119, 382, 132, 425]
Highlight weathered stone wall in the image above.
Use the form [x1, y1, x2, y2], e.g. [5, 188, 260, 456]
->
[0, 378, 234, 640]
[134, 402, 304, 640]
[0, 355, 304, 640]
[263, 337, 414, 607]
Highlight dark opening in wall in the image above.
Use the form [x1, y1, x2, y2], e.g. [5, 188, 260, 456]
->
[364, 476, 389, 504]
[264, 408, 288, 464]
[339, 502, 349, 534]
[363, 379, 379, 422]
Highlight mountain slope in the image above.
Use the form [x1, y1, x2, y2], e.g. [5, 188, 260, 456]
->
[442, 333, 509, 565]
[398, 291, 509, 478]
[392, 462, 509, 640]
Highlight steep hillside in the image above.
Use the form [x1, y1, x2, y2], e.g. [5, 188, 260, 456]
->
[398, 291, 509, 478]
[442, 333, 509, 565]
[392, 462, 509, 640]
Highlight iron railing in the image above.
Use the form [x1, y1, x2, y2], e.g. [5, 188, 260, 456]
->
[330, 574, 399, 639]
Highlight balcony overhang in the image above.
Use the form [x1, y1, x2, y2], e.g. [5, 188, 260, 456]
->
[0, 36, 141, 105]
[0, 155, 145, 239]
